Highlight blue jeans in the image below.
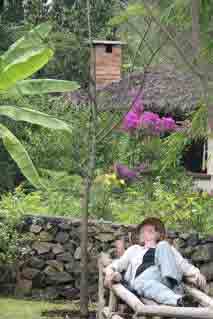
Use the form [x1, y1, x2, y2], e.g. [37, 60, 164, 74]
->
[133, 241, 183, 305]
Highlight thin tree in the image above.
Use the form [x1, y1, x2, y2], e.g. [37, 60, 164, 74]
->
[80, 0, 97, 318]
[191, 0, 201, 57]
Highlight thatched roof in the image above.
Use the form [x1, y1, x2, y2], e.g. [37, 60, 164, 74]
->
[66, 64, 203, 119]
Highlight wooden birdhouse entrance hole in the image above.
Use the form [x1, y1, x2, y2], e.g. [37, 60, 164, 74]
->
[105, 44, 113, 53]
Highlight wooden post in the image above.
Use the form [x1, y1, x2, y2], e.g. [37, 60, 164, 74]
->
[98, 256, 106, 319]
[207, 135, 213, 192]
[109, 290, 118, 313]
[98, 253, 114, 319]
[102, 307, 124, 319]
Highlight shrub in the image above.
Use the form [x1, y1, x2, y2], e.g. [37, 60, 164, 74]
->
[112, 171, 213, 233]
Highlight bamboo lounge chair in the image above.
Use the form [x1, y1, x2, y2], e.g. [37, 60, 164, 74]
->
[98, 252, 213, 319]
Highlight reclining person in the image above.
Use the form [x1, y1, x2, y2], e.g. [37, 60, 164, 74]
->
[104, 217, 206, 306]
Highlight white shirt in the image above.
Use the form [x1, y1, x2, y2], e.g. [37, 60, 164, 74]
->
[105, 244, 200, 289]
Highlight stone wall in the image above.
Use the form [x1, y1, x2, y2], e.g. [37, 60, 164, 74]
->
[3, 215, 213, 300]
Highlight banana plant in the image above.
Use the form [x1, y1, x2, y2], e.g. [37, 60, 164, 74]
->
[0, 22, 79, 188]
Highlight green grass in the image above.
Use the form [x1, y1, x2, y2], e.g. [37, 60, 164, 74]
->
[0, 297, 85, 319]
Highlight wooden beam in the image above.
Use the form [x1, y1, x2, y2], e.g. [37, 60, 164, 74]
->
[136, 305, 213, 318]
[111, 283, 144, 313]
[140, 299, 162, 319]
[184, 284, 213, 308]
[111, 283, 213, 318]
[141, 297, 159, 305]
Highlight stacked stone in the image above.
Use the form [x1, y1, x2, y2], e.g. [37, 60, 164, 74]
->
[169, 231, 213, 296]
[16, 216, 130, 300]
[2, 216, 213, 301]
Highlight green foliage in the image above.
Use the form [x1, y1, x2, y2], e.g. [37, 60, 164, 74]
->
[112, 171, 213, 233]
[0, 185, 28, 263]
[18, 95, 89, 174]
[160, 131, 189, 171]
[0, 296, 95, 319]
[0, 0, 211, 242]
[7, 79, 79, 96]
[90, 172, 126, 220]
[1, 22, 52, 66]
[159, 0, 191, 29]
[0, 22, 79, 189]
[0, 105, 72, 133]
[109, 4, 147, 26]
[0, 217, 23, 263]
[0, 144, 22, 194]
[0, 123, 43, 189]
[23, 0, 118, 84]
[0, 166, 212, 236]
[0, 173, 83, 218]
[159, 104, 208, 172]
[0, 0, 23, 24]
[190, 103, 208, 140]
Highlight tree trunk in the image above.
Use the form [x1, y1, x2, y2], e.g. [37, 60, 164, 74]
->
[80, 177, 91, 319]
[191, 0, 201, 58]
[80, 1, 97, 318]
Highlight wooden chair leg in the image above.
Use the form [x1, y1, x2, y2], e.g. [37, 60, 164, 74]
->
[109, 290, 118, 313]
[98, 257, 106, 319]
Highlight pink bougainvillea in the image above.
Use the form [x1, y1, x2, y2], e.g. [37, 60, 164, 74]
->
[122, 92, 176, 135]
[161, 117, 176, 132]
[122, 111, 141, 131]
[114, 163, 146, 183]
[115, 163, 139, 182]
[141, 111, 161, 134]
[132, 93, 144, 115]
[122, 92, 144, 132]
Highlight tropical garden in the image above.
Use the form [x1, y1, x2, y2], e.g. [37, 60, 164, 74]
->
[0, 0, 213, 318]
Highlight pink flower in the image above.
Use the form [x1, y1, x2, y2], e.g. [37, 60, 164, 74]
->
[140, 112, 161, 134]
[161, 117, 176, 132]
[114, 162, 145, 183]
[128, 89, 137, 97]
[141, 112, 160, 125]
[115, 163, 138, 180]
[132, 93, 144, 116]
[121, 91, 176, 135]
[122, 92, 144, 132]
[122, 111, 141, 131]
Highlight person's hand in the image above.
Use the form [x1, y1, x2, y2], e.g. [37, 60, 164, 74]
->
[104, 271, 122, 288]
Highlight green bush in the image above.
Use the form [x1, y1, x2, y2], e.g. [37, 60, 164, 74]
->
[0, 172, 83, 261]
[0, 168, 212, 252]
[112, 171, 213, 233]
[0, 191, 26, 263]
[0, 173, 83, 218]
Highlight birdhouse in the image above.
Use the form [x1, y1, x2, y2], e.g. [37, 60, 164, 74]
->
[90, 40, 125, 89]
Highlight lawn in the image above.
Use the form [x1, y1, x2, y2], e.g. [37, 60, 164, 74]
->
[0, 297, 86, 319]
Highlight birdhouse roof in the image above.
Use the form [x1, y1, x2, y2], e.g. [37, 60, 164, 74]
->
[92, 40, 126, 46]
